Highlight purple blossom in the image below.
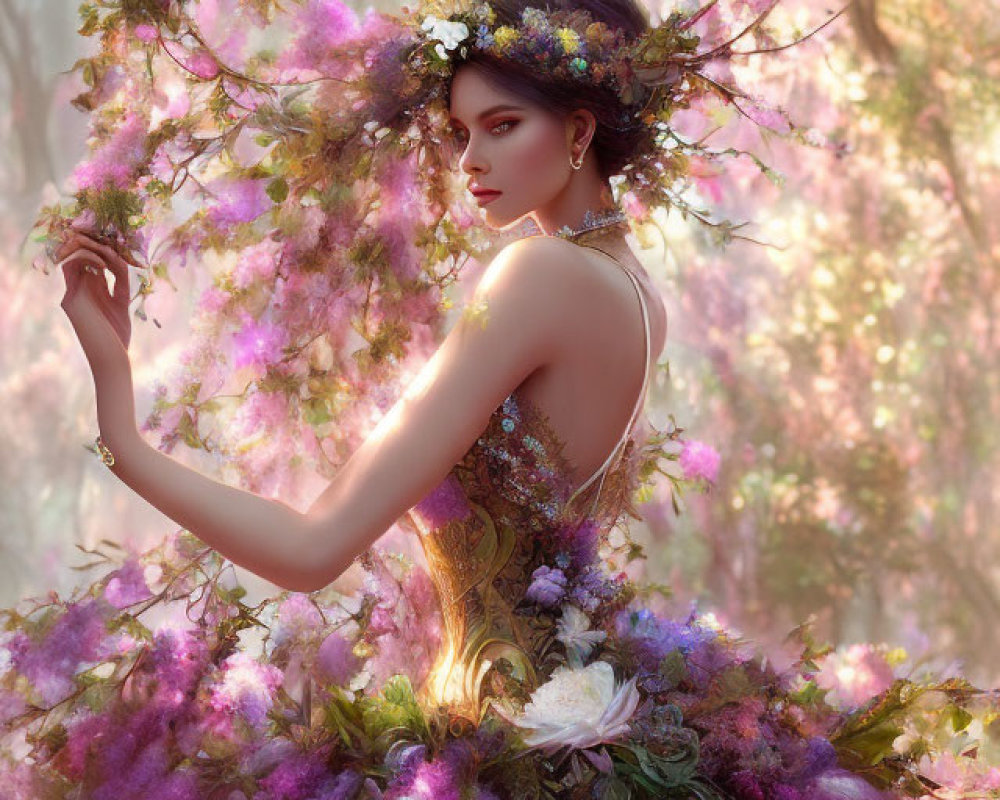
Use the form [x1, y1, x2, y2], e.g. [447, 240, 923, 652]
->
[103, 558, 152, 609]
[413, 474, 472, 528]
[807, 769, 886, 800]
[312, 769, 366, 800]
[8, 598, 108, 705]
[316, 631, 361, 685]
[730, 769, 765, 800]
[0, 688, 27, 726]
[367, 605, 398, 637]
[149, 624, 211, 699]
[526, 565, 567, 608]
[272, 594, 323, 646]
[679, 439, 721, 483]
[67, 701, 200, 800]
[206, 177, 273, 227]
[258, 749, 332, 800]
[197, 285, 230, 314]
[613, 607, 718, 672]
[386, 751, 463, 800]
[554, 517, 600, 570]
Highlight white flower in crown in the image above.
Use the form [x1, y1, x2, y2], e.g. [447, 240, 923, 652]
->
[510, 660, 640, 753]
[420, 15, 471, 60]
[556, 604, 607, 662]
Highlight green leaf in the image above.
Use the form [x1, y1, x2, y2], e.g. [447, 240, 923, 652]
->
[303, 396, 332, 426]
[266, 177, 289, 204]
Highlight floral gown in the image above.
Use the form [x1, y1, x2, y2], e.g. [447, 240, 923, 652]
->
[408, 242, 655, 725]
[0, 245, 993, 800]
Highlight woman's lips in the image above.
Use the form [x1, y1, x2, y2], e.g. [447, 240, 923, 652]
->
[474, 192, 501, 206]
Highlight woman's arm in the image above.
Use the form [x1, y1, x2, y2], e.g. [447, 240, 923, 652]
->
[93, 338, 313, 591]
[96, 237, 573, 593]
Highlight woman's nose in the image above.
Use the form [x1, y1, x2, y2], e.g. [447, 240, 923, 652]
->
[459, 138, 487, 175]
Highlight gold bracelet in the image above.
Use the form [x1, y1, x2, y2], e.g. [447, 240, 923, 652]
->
[95, 435, 116, 467]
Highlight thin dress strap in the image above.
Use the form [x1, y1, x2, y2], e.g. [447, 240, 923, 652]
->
[565, 244, 653, 517]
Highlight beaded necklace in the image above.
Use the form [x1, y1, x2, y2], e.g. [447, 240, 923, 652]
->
[552, 207, 628, 240]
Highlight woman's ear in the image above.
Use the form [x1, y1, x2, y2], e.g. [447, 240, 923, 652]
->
[566, 109, 597, 160]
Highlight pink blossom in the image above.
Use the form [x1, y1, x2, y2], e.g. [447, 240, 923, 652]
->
[197, 285, 231, 314]
[230, 313, 289, 371]
[187, 49, 221, 79]
[231, 239, 280, 290]
[815, 643, 895, 709]
[277, 0, 362, 79]
[679, 439, 721, 483]
[621, 190, 648, 219]
[0, 688, 27, 726]
[231, 389, 289, 437]
[208, 652, 283, 729]
[193, 0, 249, 65]
[71, 111, 148, 191]
[134, 24, 159, 43]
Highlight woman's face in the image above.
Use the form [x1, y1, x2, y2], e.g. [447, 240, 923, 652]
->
[448, 64, 574, 229]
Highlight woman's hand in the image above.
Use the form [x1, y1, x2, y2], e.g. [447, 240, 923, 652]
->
[55, 231, 136, 378]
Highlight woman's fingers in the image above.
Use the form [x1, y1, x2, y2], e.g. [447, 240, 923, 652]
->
[56, 234, 134, 292]
[57, 245, 124, 299]
[59, 250, 110, 305]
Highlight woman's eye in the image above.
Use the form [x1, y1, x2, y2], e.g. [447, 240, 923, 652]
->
[450, 120, 517, 144]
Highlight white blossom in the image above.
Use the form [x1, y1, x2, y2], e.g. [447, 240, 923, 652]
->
[556, 604, 607, 663]
[420, 16, 470, 60]
[511, 660, 640, 753]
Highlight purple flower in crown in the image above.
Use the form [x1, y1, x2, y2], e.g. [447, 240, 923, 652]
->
[474, 24, 494, 47]
[526, 565, 567, 608]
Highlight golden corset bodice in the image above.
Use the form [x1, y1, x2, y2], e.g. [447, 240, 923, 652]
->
[407, 387, 644, 721]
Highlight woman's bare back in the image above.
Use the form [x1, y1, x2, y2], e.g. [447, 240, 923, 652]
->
[515, 234, 667, 493]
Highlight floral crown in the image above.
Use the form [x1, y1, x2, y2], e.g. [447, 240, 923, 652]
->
[412, 1, 653, 110]
[403, 0, 719, 138]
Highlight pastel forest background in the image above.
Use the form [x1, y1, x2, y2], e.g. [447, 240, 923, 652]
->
[0, 0, 997, 697]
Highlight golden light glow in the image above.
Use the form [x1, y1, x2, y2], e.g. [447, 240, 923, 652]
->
[422, 640, 494, 719]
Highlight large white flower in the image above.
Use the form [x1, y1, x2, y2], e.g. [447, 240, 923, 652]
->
[511, 660, 640, 753]
[420, 16, 470, 60]
[556, 604, 607, 663]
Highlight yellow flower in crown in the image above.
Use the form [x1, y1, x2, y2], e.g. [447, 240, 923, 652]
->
[492, 25, 519, 49]
[555, 28, 581, 55]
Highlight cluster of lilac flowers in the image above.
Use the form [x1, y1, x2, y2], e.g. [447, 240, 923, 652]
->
[525, 517, 627, 614]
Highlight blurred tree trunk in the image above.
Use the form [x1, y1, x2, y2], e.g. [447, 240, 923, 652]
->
[0, 0, 68, 226]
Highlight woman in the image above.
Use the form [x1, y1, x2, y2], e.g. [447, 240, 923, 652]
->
[11, 0, 981, 797]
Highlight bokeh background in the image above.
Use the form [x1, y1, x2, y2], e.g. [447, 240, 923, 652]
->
[1, 0, 998, 688]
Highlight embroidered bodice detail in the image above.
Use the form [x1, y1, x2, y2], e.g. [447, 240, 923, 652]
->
[407, 244, 654, 721]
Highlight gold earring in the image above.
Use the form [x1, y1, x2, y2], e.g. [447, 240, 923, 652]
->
[570, 152, 584, 170]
